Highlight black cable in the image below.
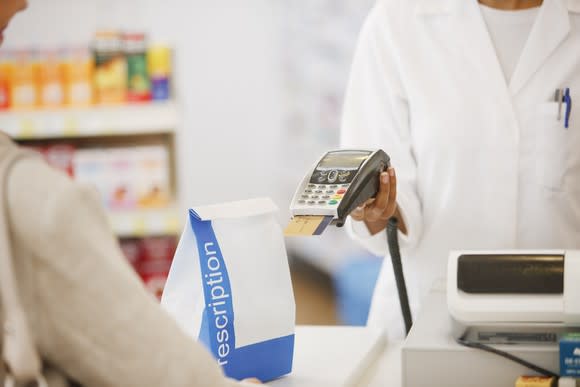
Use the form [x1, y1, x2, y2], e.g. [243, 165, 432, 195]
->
[456, 335, 559, 378]
[386, 217, 413, 335]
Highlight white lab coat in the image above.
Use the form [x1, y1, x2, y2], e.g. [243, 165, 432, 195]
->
[340, 0, 580, 339]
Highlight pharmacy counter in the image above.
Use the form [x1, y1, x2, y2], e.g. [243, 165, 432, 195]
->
[268, 326, 402, 387]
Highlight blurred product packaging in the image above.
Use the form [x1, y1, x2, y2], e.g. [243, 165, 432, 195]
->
[119, 236, 177, 299]
[38, 49, 66, 108]
[124, 32, 151, 102]
[134, 145, 170, 208]
[44, 144, 76, 177]
[93, 30, 127, 104]
[139, 236, 177, 299]
[72, 145, 171, 211]
[10, 50, 39, 110]
[0, 51, 12, 109]
[63, 47, 94, 107]
[0, 35, 169, 110]
[107, 148, 137, 209]
[147, 45, 171, 101]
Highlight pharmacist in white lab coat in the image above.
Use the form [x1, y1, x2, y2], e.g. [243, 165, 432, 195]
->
[341, 0, 580, 339]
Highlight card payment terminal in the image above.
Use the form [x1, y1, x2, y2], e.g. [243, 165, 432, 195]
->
[288, 149, 390, 231]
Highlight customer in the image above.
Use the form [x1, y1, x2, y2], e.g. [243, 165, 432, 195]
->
[0, 1, 259, 386]
[342, 0, 580, 339]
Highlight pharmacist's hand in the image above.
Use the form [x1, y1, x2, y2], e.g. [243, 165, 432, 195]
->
[349, 167, 405, 235]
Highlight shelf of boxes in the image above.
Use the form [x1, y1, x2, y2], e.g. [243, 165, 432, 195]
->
[0, 101, 178, 140]
[1, 39, 179, 298]
[108, 206, 182, 238]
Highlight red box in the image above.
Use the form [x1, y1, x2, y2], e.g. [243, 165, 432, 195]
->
[137, 236, 177, 299]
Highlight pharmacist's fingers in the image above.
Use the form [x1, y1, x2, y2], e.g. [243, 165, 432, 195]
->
[350, 198, 375, 221]
[366, 171, 391, 222]
[350, 205, 365, 221]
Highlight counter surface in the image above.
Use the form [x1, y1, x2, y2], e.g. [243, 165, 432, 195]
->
[267, 325, 401, 387]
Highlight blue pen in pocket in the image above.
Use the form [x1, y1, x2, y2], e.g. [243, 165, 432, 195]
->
[564, 88, 572, 129]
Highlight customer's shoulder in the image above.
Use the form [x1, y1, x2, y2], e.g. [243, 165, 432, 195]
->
[9, 156, 72, 196]
[8, 156, 97, 217]
[7, 156, 106, 239]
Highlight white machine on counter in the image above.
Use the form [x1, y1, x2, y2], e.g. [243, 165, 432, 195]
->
[448, 250, 580, 326]
[402, 250, 580, 387]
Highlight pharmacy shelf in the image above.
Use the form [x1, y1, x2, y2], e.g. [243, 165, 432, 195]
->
[108, 206, 183, 238]
[0, 101, 178, 140]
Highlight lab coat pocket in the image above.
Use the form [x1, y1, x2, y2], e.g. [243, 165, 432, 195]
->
[535, 102, 580, 191]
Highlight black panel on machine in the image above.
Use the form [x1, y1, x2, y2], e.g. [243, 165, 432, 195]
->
[457, 254, 564, 294]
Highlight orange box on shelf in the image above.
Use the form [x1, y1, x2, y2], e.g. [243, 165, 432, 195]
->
[0, 55, 12, 109]
[63, 47, 94, 107]
[10, 50, 40, 110]
[38, 49, 66, 108]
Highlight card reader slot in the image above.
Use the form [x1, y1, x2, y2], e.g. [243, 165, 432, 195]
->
[457, 254, 564, 294]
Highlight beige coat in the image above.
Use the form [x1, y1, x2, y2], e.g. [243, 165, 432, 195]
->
[0, 135, 243, 387]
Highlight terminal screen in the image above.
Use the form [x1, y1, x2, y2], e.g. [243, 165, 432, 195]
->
[317, 151, 370, 170]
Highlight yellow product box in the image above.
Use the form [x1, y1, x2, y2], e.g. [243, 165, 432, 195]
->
[93, 31, 127, 105]
[515, 376, 557, 387]
[134, 146, 170, 209]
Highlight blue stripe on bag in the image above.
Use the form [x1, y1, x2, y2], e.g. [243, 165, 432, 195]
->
[190, 210, 236, 369]
[225, 334, 294, 382]
[189, 210, 294, 382]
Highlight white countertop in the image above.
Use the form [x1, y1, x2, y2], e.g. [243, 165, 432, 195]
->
[266, 325, 402, 387]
